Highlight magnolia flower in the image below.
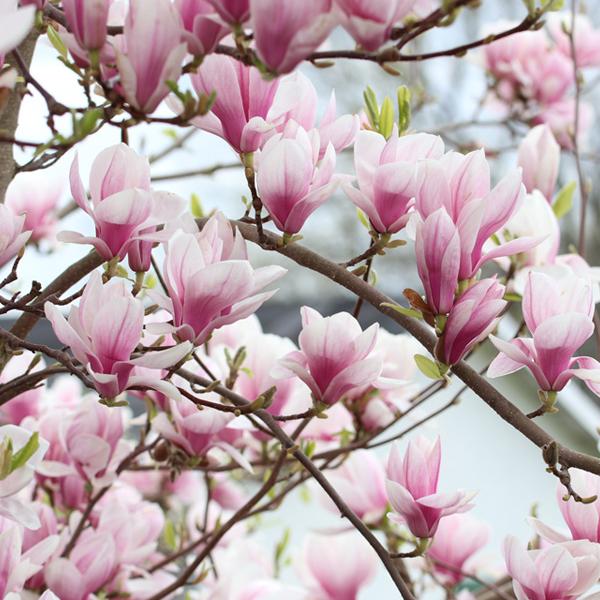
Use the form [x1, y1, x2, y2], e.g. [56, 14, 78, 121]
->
[0, 425, 49, 529]
[549, 12, 600, 67]
[427, 513, 490, 585]
[45, 272, 192, 399]
[153, 214, 285, 345]
[207, 0, 250, 23]
[0, 0, 35, 55]
[61, 144, 185, 261]
[517, 124, 560, 202]
[45, 530, 117, 600]
[190, 54, 278, 153]
[504, 536, 600, 600]
[267, 71, 360, 159]
[256, 123, 338, 234]
[336, 0, 419, 51]
[276, 306, 384, 406]
[302, 533, 378, 600]
[437, 278, 507, 365]
[115, 0, 187, 113]
[250, 0, 338, 74]
[175, 0, 228, 56]
[0, 205, 30, 269]
[344, 129, 443, 233]
[385, 437, 474, 538]
[0, 525, 59, 597]
[488, 272, 600, 394]
[0, 352, 45, 425]
[62, 0, 111, 51]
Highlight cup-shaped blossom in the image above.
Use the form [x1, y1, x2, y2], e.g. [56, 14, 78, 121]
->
[190, 54, 278, 153]
[518, 124, 560, 202]
[427, 514, 490, 585]
[488, 272, 597, 393]
[156, 216, 286, 345]
[437, 278, 507, 366]
[415, 208, 460, 315]
[323, 449, 388, 523]
[503, 536, 600, 600]
[62, 0, 111, 51]
[256, 124, 338, 234]
[115, 0, 187, 113]
[45, 272, 192, 399]
[207, 0, 249, 23]
[61, 144, 185, 261]
[302, 533, 378, 600]
[250, 0, 338, 74]
[0, 204, 30, 269]
[276, 307, 383, 406]
[5, 172, 61, 243]
[0, 525, 59, 598]
[0, 425, 49, 529]
[385, 437, 474, 539]
[63, 399, 124, 485]
[0, 1, 35, 55]
[45, 530, 117, 600]
[344, 129, 443, 233]
[336, 0, 418, 51]
[558, 470, 600, 543]
[175, 0, 228, 56]
[267, 71, 360, 159]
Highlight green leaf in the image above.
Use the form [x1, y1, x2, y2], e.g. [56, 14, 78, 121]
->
[78, 108, 103, 138]
[553, 181, 576, 219]
[380, 302, 423, 320]
[503, 292, 522, 302]
[274, 528, 291, 576]
[0, 438, 13, 480]
[379, 97, 394, 139]
[414, 354, 443, 380]
[47, 25, 68, 59]
[190, 193, 204, 218]
[397, 86, 411, 134]
[163, 519, 177, 551]
[363, 86, 379, 130]
[356, 208, 370, 230]
[10, 432, 39, 473]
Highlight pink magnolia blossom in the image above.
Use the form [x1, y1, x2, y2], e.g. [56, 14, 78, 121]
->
[0, 525, 58, 598]
[533, 97, 594, 150]
[62, 0, 111, 51]
[0, 351, 45, 425]
[415, 150, 531, 280]
[437, 278, 507, 366]
[62, 144, 185, 261]
[415, 208, 460, 315]
[207, 0, 249, 23]
[5, 172, 61, 243]
[0, 1, 35, 55]
[303, 533, 378, 600]
[518, 124, 560, 202]
[63, 398, 124, 485]
[250, 0, 338, 74]
[267, 71, 360, 159]
[323, 449, 388, 523]
[345, 129, 443, 233]
[175, 0, 228, 56]
[154, 214, 285, 345]
[549, 13, 600, 67]
[21, 502, 59, 588]
[503, 536, 600, 600]
[45, 271, 192, 399]
[190, 54, 278, 154]
[256, 123, 338, 234]
[0, 204, 30, 269]
[488, 272, 598, 393]
[45, 530, 117, 600]
[276, 306, 383, 406]
[335, 0, 418, 51]
[0, 425, 50, 530]
[427, 513, 490, 585]
[385, 437, 474, 538]
[115, 0, 187, 113]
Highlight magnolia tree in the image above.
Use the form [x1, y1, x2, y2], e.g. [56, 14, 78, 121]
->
[2, 0, 600, 598]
